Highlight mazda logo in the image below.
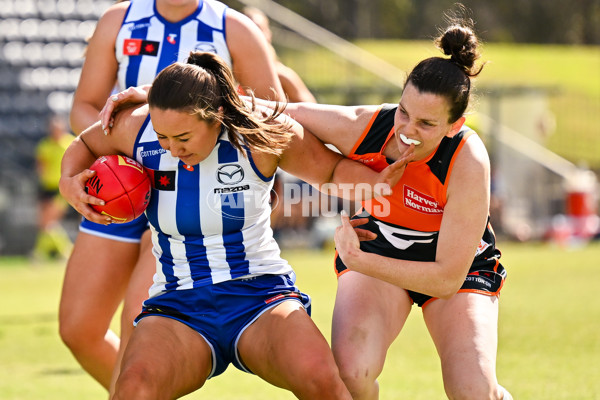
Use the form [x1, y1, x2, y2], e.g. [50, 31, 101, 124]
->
[216, 164, 244, 185]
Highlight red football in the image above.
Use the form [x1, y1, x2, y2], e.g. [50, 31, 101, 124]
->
[85, 155, 151, 223]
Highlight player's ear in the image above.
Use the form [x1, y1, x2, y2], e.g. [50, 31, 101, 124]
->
[449, 116, 466, 136]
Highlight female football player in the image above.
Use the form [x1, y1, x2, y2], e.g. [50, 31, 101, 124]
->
[61, 0, 284, 391]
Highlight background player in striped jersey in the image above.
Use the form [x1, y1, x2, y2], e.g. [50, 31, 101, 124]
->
[61, 0, 285, 391]
[60, 52, 412, 399]
[278, 14, 513, 400]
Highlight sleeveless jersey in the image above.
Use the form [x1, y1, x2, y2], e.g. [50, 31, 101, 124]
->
[343, 103, 502, 271]
[133, 115, 292, 299]
[115, 0, 231, 90]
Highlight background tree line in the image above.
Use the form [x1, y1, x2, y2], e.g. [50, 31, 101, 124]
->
[269, 0, 600, 44]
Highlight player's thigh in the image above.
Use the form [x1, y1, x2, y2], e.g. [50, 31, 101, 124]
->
[118, 316, 213, 397]
[332, 271, 412, 369]
[60, 232, 140, 324]
[237, 300, 336, 390]
[423, 292, 499, 384]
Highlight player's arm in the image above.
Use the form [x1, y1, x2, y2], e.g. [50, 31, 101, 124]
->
[225, 9, 285, 101]
[60, 105, 147, 223]
[277, 116, 413, 202]
[69, 2, 129, 134]
[335, 135, 490, 299]
[250, 100, 380, 155]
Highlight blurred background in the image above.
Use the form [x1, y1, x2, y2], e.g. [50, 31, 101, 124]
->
[0, 0, 599, 255]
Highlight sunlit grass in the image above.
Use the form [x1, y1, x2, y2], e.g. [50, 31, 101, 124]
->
[2, 241, 600, 399]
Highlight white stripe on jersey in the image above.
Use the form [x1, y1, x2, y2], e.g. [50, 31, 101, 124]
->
[115, 0, 231, 90]
[374, 221, 436, 250]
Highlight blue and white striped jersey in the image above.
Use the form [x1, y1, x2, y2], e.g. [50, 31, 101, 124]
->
[133, 115, 293, 298]
[115, 0, 231, 90]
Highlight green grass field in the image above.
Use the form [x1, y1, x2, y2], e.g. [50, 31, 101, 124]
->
[1, 241, 600, 399]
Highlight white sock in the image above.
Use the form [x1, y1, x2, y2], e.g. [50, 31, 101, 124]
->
[499, 385, 513, 400]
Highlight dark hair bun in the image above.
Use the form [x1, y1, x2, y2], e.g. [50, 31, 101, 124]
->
[437, 25, 481, 74]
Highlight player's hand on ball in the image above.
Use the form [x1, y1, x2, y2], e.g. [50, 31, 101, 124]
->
[100, 85, 150, 135]
[59, 169, 113, 225]
[83, 155, 151, 223]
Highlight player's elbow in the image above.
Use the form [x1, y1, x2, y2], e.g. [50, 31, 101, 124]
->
[69, 105, 85, 136]
[436, 285, 462, 300]
[434, 265, 468, 299]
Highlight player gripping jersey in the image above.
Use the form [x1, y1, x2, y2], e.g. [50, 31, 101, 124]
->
[335, 104, 507, 307]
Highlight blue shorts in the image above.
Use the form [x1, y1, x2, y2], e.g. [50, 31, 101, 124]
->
[134, 273, 311, 378]
[79, 214, 149, 243]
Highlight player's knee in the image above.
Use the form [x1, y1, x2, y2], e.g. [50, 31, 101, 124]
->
[112, 364, 157, 400]
[58, 316, 85, 350]
[59, 315, 109, 355]
[337, 363, 378, 399]
[294, 356, 348, 398]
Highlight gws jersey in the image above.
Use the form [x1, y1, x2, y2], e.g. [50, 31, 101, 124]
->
[115, 0, 231, 90]
[338, 104, 504, 285]
[133, 115, 292, 298]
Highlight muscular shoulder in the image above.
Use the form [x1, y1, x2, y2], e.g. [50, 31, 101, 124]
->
[224, 9, 272, 61]
[94, 2, 129, 37]
[447, 133, 490, 199]
[224, 8, 256, 36]
[458, 133, 490, 171]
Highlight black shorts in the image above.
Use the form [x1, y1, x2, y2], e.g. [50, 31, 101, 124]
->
[334, 212, 506, 308]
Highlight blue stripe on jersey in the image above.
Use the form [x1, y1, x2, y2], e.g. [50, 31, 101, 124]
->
[146, 187, 160, 232]
[220, 11, 227, 42]
[157, 232, 179, 291]
[221, 192, 250, 278]
[125, 19, 151, 88]
[217, 139, 237, 162]
[175, 162, 210, 286]
[156, 26, 181, 77]
[217, 140, 250, 277]
[152, 4, 204, 76]
[176, 162, 201, 234]
[197, 20, 217, 41]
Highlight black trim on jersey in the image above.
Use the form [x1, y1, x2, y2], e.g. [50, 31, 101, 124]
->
[146, 169, 176, 191]
[353, 104, 472, 186]
[354, 104, 396, 157]
[426, 129, 469, 185]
